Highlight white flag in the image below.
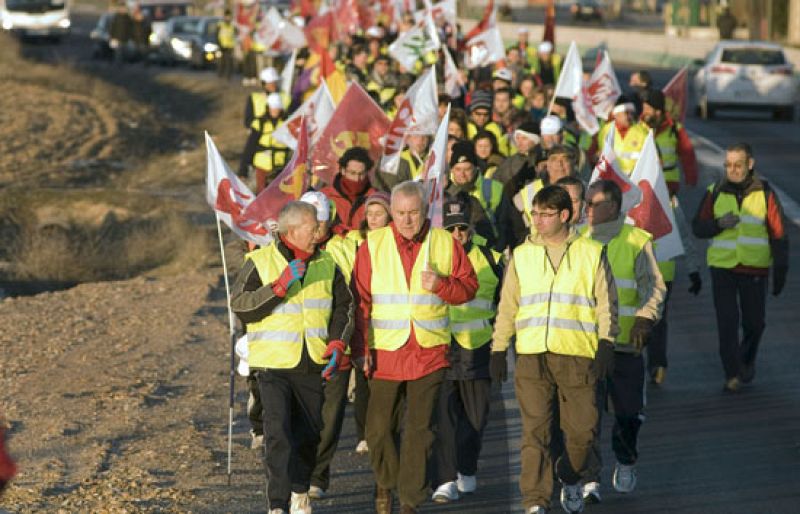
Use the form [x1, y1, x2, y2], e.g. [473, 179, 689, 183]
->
[272, 82, 335, 150]
[553, 41, 599, 135]
[267, 7, 307, 50]
[628, 131, 684, 261]
[380, 66, 439, 174]
[443, 47, 463, 98]
[388, 14, 441, 70]
[281, 48, 297, 100]
[205, 132, 272, 246]
[421, 104, 450, 228]
[587, 50, 622, 120]
[414, 0, 457, 28]
[463, 26, 504, 69]
[589, 125, 641, 213]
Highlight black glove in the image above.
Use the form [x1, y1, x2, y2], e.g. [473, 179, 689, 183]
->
[593, 339, 615, 379]
[629, 317, 655, 354]
[773, 267, 787, 296]
[490, 350, 508, 384]
[688, 272, 702, 296]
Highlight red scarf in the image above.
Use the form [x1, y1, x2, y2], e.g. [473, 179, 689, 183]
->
[280, 235, 313, 261]
[340, 175, 369, 199]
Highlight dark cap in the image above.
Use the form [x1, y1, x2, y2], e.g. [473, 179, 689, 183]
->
[443, 199, 470, 229]
[338, 146, 374, 170]
[642, 89, 665, 112]
[449, 140, 477, 167]
[469, 90, 493, 113]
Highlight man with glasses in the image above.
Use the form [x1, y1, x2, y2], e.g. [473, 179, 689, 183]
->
[490, 185, 617, 514]
[321, 147, 379, 233]
[581, 180, 666, 502]
[431, 199, 504, 504]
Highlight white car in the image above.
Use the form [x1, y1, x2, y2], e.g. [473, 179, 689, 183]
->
[693, 41, 798, 120]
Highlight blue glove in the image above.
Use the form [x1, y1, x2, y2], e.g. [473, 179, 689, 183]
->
[321, 340, 345, 380]
[272, 259, 306, 297]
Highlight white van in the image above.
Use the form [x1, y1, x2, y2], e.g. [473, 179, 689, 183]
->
[0, 0, 70, 40]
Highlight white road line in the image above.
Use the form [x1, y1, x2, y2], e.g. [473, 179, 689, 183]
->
[689, 130, 800, 228]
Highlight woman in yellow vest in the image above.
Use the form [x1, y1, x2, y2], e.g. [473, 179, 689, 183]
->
[249, 93, 290, 192]
[230, 201, 354, 514]
[431, 199, 505, 503]
[490, 185, 617, 514]
[582, 180, 666, 501]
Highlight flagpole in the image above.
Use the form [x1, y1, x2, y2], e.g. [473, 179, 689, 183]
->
[216, 213, 237, 486]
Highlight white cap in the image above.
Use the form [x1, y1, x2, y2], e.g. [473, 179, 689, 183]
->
[492, 68, 513, 83]
[300, 191, 331, 222]
[267, 92, 284, 111]
[514, 129, 541, 145]
[540, 115, 562, 136]
[538, 41, 553, 54]
[259, 66, 280, 83]
[366, 26, 385, 39]
[235, 335, 249, 377]
[612, 102, 636, 115]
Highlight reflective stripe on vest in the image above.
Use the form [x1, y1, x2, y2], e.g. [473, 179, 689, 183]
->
[513, 237, 603, 358]
[450, 245, 501, 349]
[253, 118, 289, 172]
[250, 92, 268, 132]
[602, 224, 650, 345]
[604, 122, 647, 175]
[707, 185, 771, 269]
[655, 124, 680, 184]
[520, 179, 544, 225]
[368, 226, 454, 350]
[245, 244, 336, 369]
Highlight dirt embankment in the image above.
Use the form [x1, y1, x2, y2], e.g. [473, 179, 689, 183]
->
[0, 16, 269, 513]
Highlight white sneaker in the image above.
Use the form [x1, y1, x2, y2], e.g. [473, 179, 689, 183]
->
[250, 430, 264, 450]
[581, 481, 601, 504]
[456, 472, 476, 493]
[290, 492, 312, 514]
[560, 482, 584, 513]
[431, 481, 460, 503]
[307, 485, 325, 500]
[613, 462, 637, 493]
[355, 440, 369, 454]
[527, 507, 547, 514]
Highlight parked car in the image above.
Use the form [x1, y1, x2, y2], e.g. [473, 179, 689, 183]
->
[571, 0, 603, 23]
[158, 15, 221, 68]
[89, 12, 113, 59]
[693, 41, 798, 120]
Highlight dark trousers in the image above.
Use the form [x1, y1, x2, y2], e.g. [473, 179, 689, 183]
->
[710, 267, 768, 379]
[647, 281, 673, 373]
[310, 369, 350, 490]
[515, 354, 598, 509]
[366, 369, 445, 508]
[247, 373, 263, 435]
[257, 370, 324, 511]
[218, 48, 234, 80]
[586, 353, 645, 481]
[353, 367, 370, 441]
[434, 378, 492, 485]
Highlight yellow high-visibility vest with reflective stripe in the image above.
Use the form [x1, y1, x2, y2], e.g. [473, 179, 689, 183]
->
[400, 149, 423, 180]
[217, 21, 235, 49]
[596, 224, 650, 345]
[245, 244, 335, 369]
[253, 118, 289, 172]
[324, 234, 358, 284]
[513, 237, 603, 358]
[468, 121, 510, 156]
[654, 123, 681, 185]
[599, 122, 648, 175]
[471, 176, 504, 222]
[707, 185, 771, 269]
[250, 92, 267, 131]
[450, 244, 501, 349]
[520, 178, 544, 225]
[368, 226, 453, 350]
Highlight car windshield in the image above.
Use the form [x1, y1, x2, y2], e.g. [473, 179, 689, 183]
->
[140, 4, 189, 22]
[6, 0, 65, 12]
[171, 18, 201, 34]
[204, 21, 218, 37]
[721, 48, 786, 66]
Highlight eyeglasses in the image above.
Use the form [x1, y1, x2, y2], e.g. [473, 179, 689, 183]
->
[530, 210, 560, 219]
[446, 225, 470, 233]
[585, 199, 611, 209]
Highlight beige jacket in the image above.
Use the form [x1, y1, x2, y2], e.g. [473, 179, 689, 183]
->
[491, 227, 619, 354]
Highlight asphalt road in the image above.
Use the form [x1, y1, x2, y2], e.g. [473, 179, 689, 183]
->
[11, 22, 800, 513]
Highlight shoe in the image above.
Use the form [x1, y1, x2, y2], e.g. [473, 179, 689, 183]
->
[250, 431, 264, 450]
[527, 507, 547, 514]
[289, 492, 312, 514]
[355, 440, 369, 454]
[375, 485, 392, 514]
[560, 482, 584, 513]
[307, 485, 325, 500]
[399, 505, 417, 514]
[269, 509, 287, 514]
[432, 481, 460, 503]
[739, 361, 755, 384]
[456, 472, 477, 493]
[723, 376, 741, 392]
[612, 462, 637, 493]
[582, 481, 601, 504]
[651, 366, 666, 385]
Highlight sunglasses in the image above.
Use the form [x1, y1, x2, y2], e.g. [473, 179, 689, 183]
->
[446, 225, 470, 233]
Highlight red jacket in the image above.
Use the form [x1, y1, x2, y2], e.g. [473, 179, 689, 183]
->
[321, 175, 376, 232]
[351, 222, 478, 381]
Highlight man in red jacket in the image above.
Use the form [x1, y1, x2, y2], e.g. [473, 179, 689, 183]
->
[351, 181, 478, 514]
[321, 147, 378, 233]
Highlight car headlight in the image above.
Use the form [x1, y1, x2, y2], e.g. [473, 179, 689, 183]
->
[149, 32, 159, 44]
[170, 37, 192, 58]
[58, 18, 70, 29]
[203, 42, 219, 53]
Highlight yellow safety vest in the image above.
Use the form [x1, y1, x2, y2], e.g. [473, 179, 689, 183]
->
[468, 121, 510, 156]
[450, 244, 501, 349]
[654, 123, 681, 185]
[324, 233, 358, 284]
[596, 224, 651, 346]
[250, 91, 290, 132]
[530, 52, 563, 83]
[520, 178, 544, 225]
[707, 185, 771, 269]
[599, 122, 648, 175]
[400, 149, 423, 180]
[253, 118, 289, 172]
[513, 236, 603, 358]
[465, 175, 504, 237]
[368, 226, 454, 350]
[367, 79, 396, 106]
[217, 21, 235, 49]
[245, 244, 335, 369]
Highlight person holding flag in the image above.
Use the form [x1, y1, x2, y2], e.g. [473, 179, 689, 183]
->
[230, 200, 355, 514]
[490, 185, 617, 514]
[351, 180, 478, 514]
[581, 179, 666, 502]
[597, 98, 649, 175]
[430, 198, 504, 503]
